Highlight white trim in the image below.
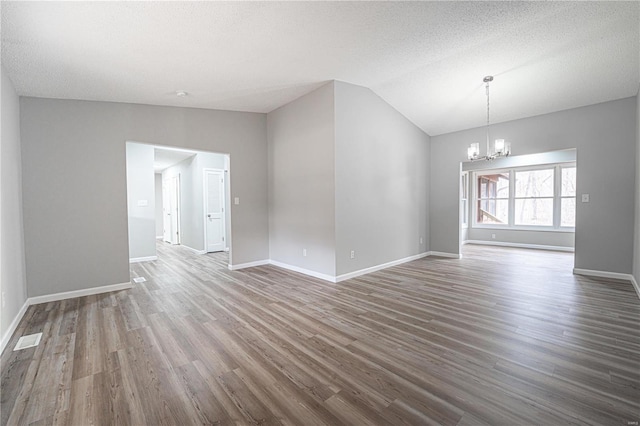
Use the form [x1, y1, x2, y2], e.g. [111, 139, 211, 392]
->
[631, 276, 640, 299]
[573, 268, 635, 281]
[335, 252, 431, 282]
[180, 245, 207, 255]
[471, 225, 575, 233]
[28, 282, 133, 305]
[1, 281, 133, 355]
[465, 240, 574, 252]
[267, 261, 337, 282]
[228, 259, 270, 271]
[129, 256, 158, 263]
[1, 299, 30, 355]
[230, 252, 459, 283]
[427, 251, 462, 259]
[156, 235, 163, 239]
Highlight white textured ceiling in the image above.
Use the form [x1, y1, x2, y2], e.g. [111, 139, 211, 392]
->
[2, 1, 638, 136]
[153, 148, 196, 173]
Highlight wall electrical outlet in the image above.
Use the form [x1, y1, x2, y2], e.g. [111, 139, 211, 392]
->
[491, 234, 496, 239]
[581, 194, 590, 203]
[419, 237, 423, 245]
[303, 248, 307, 257]
[1, 291, 5, 308]
[350, 250, 355, 259]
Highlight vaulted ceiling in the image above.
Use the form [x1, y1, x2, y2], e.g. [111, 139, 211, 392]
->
[2, 1, 638, 136]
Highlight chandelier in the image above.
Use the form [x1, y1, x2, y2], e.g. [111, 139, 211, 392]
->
[467, 76, 510, 161]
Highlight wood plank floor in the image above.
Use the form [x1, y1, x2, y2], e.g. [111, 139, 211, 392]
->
[2, 243, 639, 425]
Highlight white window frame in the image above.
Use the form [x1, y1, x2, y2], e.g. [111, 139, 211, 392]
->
[559, 164, 577, 229]
[461, 172, 469, 229]
[474, 168, 511, 229]
[472, 162, 576, 232]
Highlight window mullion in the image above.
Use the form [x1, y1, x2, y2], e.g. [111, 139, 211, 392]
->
[553, 165, 561, 228]
[508, 169, 515, 226]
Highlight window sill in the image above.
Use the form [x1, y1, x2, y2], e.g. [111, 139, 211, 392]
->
[472, 225, 575, 233]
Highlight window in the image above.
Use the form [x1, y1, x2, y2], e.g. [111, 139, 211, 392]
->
[472, 163, 576, 230]
[515, 168, 554, 226]
[461, 172, 468, 228]
[476, 171, 509, 224]
[560, 166, 576, 227]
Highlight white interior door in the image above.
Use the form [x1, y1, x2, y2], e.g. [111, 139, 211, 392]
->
[205, 170, 225, 253]
[163, 175, 180, 244]
[162, 178, 171, 243]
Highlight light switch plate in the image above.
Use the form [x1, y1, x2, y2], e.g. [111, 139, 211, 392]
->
[234, 197, 240, 205]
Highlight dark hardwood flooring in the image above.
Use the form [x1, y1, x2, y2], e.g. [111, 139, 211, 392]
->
[2, 243, 639, 425]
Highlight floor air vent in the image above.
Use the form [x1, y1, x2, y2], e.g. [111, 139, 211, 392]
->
[133, 277, 146, 283]
[14, 332, 43, 351]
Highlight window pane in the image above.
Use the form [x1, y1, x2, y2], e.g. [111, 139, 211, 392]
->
[477, 199, 508, 224]
[461, 174, 468, 199]
[561, 198, 575, 227]
[477, 173, 509, 199]
[562, 167, 576, 197]
[495, 173, 509, 197]
[515, 198, 553, 226]
[515, 169, 554, 197]
[461, 200, 468, 225]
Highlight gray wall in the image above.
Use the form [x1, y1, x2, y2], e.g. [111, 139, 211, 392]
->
[154, 173, 163, 237]
[20, 98, 268, 297]
[431, 97, 637, 274]
[267, 82, 336, 276]
[126, 143, 156, 260]
[634, 90, 639, 285]
[334, 81, 430, 275]
[1, 65, 27, 341]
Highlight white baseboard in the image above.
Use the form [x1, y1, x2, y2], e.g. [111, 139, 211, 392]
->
[1, 299, 30, 355]
[631, 275, 640, 299]
[267, 260, 337, 283]
[28, 281, 133, 305]
[181, 245, 207, 255]
[129, 256, 158, 263]
[156, 236, 163, 239]
[336, 252, 431, 282]
[228, 259, 270, 271]
[1, 281, 132, 355]
[232, 252, 437, 283]
[465, 240, 574, 252]
[572, 268, 633, 281]
[573, 269, 638, 298]
[427, 251, 462, 259]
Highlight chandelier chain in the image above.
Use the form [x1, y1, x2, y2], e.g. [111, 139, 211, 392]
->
[485, 79, 490, 149]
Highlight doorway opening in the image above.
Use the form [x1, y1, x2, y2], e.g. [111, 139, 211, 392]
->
[162, 174, 181, 245]
[125, 142, 231, 267]
[459, 149, 577, 270]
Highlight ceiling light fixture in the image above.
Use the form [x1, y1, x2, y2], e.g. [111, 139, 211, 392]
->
[176, 90, 188, 97]
[467, 76, 510, 161]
